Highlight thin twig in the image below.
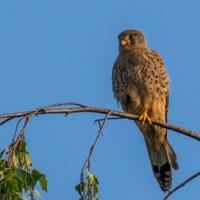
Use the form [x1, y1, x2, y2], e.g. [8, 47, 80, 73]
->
[7, 108, 47, 168]
[88, 111, 111, 170]
[13, 117, 26, 141]
[43, 102, 86, 109]
[94, 117, 122, 124]
[163, 171, 200, 200]
[0, 117, 16, 126]
[80, 111, 111, 199]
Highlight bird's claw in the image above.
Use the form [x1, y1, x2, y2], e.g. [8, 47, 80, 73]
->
[139, 111, 152, 125]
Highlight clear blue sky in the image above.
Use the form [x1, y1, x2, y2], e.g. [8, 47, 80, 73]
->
[1, 1, 200, 199]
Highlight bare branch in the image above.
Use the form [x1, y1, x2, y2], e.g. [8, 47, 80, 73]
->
[0, 102, 199, 141]
[43, 102, 86, 109]
[164, 171, 200, 199]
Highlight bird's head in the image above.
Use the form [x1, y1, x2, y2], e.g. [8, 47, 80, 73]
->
[118, 29, 148, 52]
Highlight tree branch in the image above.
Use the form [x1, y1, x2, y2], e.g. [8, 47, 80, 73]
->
[1, 102, 200, 199]
[0, 102, 199, 141]
[164, 171, 200, 199]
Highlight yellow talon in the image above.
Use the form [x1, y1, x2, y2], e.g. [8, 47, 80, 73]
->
[139, 111, 152, 125]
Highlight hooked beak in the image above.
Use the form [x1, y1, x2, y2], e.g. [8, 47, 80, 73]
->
[120, 38, 130, 48]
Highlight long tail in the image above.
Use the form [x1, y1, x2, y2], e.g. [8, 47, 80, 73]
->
[145, 139, 178, 191]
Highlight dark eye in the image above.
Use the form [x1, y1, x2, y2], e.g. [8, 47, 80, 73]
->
[129, 34, 135, 40]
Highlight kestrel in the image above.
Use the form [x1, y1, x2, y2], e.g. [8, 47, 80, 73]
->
[112, 29, 178, 191]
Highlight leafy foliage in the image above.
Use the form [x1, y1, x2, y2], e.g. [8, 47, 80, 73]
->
[75, 170, 100, 200]
[0, 140, 47, 200]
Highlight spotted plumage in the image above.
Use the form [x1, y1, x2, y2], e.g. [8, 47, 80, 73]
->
[112, 29, 178, 191]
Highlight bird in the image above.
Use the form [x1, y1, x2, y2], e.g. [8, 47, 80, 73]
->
[112, 29, 178, 191]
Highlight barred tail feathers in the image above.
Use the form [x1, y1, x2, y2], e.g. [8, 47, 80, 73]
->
[145, 139, 173, 191]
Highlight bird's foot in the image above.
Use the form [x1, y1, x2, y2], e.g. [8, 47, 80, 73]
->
[139, 111, 152, 125]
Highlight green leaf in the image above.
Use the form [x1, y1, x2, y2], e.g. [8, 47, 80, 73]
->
[39, 175, 47, 192]
[5, 143, 13, 154]
[93, 184, 99, 196]
[24, 172, 31, 192]
[0, 159, 8, 171]
[24, 153, 32, 169]
[86, 171, 100, 199]
[30, 169, 42, 183]
[34, 189, 41, 198]
[13, 167, 26, 182]
[87, 171, 94, 184]
[75, 182, 84, 195]
[87, 171, 99, 186]
[16, 140, 27, 153]
[12, 154, 20, 166]
[5, 169, 13, 181]
[7, 178, 20, 192]
[15, 178, 23, 192]
[93, 175, 99, 185]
